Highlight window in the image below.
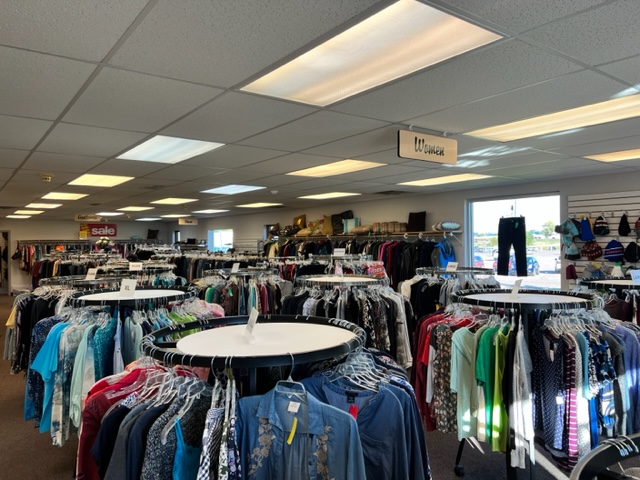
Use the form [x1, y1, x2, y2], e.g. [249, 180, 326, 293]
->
[469, 195, 560, 289]
[207, 229, 234, 252]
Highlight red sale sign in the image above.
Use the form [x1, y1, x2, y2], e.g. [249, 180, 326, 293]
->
[87, 224, 117, 237]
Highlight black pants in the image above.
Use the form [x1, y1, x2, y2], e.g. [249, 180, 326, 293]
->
[497, 216, 527, 276]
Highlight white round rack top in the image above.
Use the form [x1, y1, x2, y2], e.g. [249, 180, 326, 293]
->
[305, 275, 380, 283]
[586, 279, 634, 287]
[463, 292, 590, 305]
[176, 322, 357, 357]
[76, 289, 186, 301]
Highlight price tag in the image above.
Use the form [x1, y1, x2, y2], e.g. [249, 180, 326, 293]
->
[630, 269, 640, 285]
[85, 268, 98, 280]
[119, 279, 137, 298]
[510, 279, 523, 298]
[333, 248, 346, 257]
[445, 261, 459, 272]
[231, 262, 240, 273]
[288, 401, 301, 413]
[244, 307, 259, 343]
[129, 262, 143, 271]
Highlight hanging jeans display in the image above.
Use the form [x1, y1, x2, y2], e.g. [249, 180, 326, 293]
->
[497, 216, 527, 276]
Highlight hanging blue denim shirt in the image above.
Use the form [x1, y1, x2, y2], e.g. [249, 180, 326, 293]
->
[236, 385, 366, 480]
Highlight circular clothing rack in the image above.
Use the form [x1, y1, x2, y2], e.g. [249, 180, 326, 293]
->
[295, 274, 388, 288]
[580, 276, 636, 290]
[451, 288, 596, 310]
[141, 314, 365, 370]
[68, 286, 194, 307]
[415, 266, 494, 276]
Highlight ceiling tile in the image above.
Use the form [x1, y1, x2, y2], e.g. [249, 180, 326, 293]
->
[22, 152, 105, 173]
[163, 92, 317, 143]
[338, 165, 428, 182]
[11, 169, 79, 186]
[245, 153, 339, 175]
[598, 55, 640, 87]
[144, 165, 228, 181]
[0, 168, 16, 182]
[331, 39, 582, 122]
[241, 111, 388, 151]
[0, 47, 95, 120]
[0, 149, 29, 168]
[351, 148, 408, 165]
[37, 123, 147, 157]
[63, 67, 222, 133]
[0, 0, 148, 61]
[434, 0, 607, 34]
[522, 0, 640, 66]
[181, 145, 288, 169]
[0, 115, 52, 150]
[550, 136, 640, 158]
[512, 116, 640, 150]
[302, 125, 400, 158]
[409, 70, 628, 134]
[110, 0, 380, 87]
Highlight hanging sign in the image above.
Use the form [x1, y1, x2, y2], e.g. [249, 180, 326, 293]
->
[178, 218, 198, 225]
[397, 130, 457, 164]
[74, 214, 101, 222]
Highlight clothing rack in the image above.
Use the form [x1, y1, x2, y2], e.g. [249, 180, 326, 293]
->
[202, 267, 279, 278]
[141, 313, 366, 394]
[416, 266, 495, 276]
[68, 286, 194, 308]
[294, 273, 389, 289]
[449, 288, 597, 480]
[570, 434, 640, 480]
[579, 276, 636, 291]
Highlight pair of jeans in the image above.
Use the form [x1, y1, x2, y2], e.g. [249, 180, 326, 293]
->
[497, 216, 527, 276]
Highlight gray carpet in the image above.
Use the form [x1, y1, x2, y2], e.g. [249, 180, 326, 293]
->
[0, 293, 571, 479]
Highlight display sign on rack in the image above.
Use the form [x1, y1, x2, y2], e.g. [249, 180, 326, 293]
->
[85, 268, 98, 280]
[231, 263, 240, 273]
[446, 261, 459, 272]
[631, 270, 640, 285]
[510, 279, 523, 298]
[333, 248, 346, 256]
[119, 279, 137, 298]
[244, 307, 259, 343]
[129, 262, 143, 271]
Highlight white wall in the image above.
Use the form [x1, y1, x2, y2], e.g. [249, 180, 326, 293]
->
[3, 219, 166, 292]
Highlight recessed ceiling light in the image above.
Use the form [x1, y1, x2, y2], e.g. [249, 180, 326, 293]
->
[299, 192, 362, 200]
[287, 160, 386, 177]
[135, 218, 162, 221]
[68, 174, 134, 187]
[192, 209, 230, 214]
[466, 94, 640, 142]
[14, 210, 44, 215]
[117, 206, 154, 212]
[236, 203, 283, 208]
[25, 203, 62, 209]
[585, 147, 640, 162]
[201, 185, 265, 195]
[7, 215, 30, 219]
[97, 212, 124, 217]
[241, 0, 501, 106]
[117, 135, 224, 164]
[151, 198, 198, 205]
[42, 192, 88, 200]
[399, 173, 492, 186]
[161, 214, 188, 218]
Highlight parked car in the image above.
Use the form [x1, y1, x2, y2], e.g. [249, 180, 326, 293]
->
[473, 255, 485, 268]
[493, 255, 540, 276]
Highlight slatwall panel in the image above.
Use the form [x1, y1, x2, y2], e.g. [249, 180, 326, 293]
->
[566, 190, 640, 287]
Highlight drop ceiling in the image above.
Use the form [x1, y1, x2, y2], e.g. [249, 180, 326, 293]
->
[1, 0, 639, 221]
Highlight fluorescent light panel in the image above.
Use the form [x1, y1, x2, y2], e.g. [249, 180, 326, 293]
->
[161, 214, 188, 218]
[136, 218, 161, 221]
[151, 198, 198, 205]
[193, 209, 229, 214]
[241, 0, 501, 106]
[236, 203, 282, 208]
[299, 192, 361, 200]
[287, 160, 386, 177]
[117, 135, 224, 164]
[201, 184, 265, 195]
[68, 174, 134, 187]
[585, 147, 640, 162]
[467, 94, 640, 142]
[7, 215, 30, 219]
[42, 192, 88, 200]
[118, 206, 154, 212]
[97, 212, 124, 217]
[399, 173, 492, 186]
[25, 203, 62, 209]
[14, 210, 44, 215]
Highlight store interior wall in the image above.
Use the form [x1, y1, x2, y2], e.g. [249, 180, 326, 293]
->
[5, 170, 639, 293]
